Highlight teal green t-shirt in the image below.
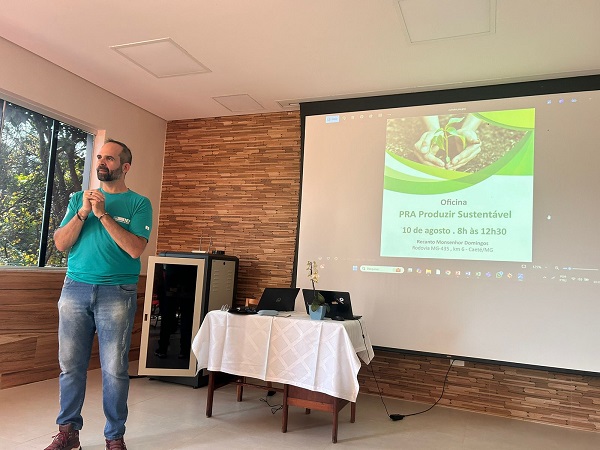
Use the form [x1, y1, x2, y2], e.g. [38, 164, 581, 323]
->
[60, 188, 153, 285]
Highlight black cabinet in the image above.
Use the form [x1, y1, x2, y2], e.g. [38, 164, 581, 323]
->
[138, 252, 238, 386]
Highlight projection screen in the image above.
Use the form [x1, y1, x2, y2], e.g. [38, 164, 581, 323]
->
[294, 75, 600, 374]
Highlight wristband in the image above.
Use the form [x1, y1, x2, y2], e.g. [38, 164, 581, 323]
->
[98, 212, 110, 222]
[76, 211, 87, 222]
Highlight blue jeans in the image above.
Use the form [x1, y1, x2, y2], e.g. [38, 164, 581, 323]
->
[56, 277, 137, 440]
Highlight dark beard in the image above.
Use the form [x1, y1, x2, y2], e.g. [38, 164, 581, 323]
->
[97, 165, 122, 181]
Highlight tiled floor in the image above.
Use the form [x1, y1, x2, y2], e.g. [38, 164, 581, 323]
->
[1, 363, 600, 449]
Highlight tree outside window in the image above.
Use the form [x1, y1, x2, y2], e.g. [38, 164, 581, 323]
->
[0, 100, 92, 267]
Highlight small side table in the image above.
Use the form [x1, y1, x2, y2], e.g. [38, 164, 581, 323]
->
[282, 384, 356, 443]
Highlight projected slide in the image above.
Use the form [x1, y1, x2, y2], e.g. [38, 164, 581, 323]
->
[381, 109, 535, 262]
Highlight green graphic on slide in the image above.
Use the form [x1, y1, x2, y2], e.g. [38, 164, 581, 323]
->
[384, 108, 535, 195]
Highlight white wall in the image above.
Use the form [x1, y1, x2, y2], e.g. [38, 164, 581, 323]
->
[0, 36, 166, 272]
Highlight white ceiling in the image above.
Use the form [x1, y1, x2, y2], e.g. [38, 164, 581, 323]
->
[1, 0, 599, 121]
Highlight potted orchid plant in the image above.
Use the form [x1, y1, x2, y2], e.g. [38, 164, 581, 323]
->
[307, 260, 328, 319]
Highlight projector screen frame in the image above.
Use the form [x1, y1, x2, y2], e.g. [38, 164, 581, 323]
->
[293, 74, 600, 377]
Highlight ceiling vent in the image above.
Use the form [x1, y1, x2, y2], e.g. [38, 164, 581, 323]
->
[396, 0, 496, 43]
[212, 94, 264, 113]
[277, 100, 300, 109]
[110, 38, 210, 78]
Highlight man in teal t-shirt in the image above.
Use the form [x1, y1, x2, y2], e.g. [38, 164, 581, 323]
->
[63, 188, 151, 285]
[44, 139, 152, 450]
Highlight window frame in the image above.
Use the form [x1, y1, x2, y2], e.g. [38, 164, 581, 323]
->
[0, 98, 94, 268]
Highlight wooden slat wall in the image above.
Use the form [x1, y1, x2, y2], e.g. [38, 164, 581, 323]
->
[0, 270, 145, 389]
[159, 110, 600, 432]
[359, 351, 600, 431]
[161, 112, 301, 303]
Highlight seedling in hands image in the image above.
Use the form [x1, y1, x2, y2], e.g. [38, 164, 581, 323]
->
[430, 117, 466, 165]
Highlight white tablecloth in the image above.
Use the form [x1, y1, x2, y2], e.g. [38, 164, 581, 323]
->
[192, 311, 373, 402]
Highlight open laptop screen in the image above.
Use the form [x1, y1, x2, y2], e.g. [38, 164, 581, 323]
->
[301, 289, 359, 319]
[257, 287, 299, 311]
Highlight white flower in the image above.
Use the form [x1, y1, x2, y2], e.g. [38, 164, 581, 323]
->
[306, 261, 319, 284]
[306, 261, 327, 311]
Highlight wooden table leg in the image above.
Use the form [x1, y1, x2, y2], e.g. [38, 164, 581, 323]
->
[282, 384, 289, 433]
[206, 371, 215, 417]
[332, 397, 339, 443]
[350, 402, 356, 423]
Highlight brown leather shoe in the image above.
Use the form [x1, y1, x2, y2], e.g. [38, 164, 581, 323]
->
[44, 424, 81, 450]
[105, 437, 127, 450]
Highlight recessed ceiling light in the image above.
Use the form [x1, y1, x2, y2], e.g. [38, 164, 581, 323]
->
[110, 38, 210, 78]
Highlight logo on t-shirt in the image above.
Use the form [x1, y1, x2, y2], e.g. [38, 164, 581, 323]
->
[113, 216, 131, 225]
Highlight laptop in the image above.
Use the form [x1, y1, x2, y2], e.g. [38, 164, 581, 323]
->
[256, 287, 299, 312]
[301, 289, 362, 320]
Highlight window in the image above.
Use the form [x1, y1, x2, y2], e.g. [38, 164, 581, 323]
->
[0, 99, 93, 267]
